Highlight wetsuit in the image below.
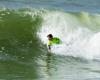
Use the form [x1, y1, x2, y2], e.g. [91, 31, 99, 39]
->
[48, 37, 60, 50]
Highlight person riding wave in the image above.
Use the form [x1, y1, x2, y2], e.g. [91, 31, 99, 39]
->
[47, 34, 61, 52]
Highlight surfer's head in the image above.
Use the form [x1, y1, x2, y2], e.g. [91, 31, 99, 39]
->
[47, 34, 53, 40]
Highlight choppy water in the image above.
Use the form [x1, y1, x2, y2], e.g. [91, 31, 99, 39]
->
[0, 0, 100, 80]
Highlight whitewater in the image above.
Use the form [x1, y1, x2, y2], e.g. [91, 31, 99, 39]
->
[37, 11, 100, 60]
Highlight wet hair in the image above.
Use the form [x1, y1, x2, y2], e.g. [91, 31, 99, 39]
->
[47, 34, 53, 38]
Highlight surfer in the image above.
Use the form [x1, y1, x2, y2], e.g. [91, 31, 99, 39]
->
[47, 34, 60, 52]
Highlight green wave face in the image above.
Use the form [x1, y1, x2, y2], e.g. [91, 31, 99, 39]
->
[0, 8, 46, 79]
[0, 8, 44, 57]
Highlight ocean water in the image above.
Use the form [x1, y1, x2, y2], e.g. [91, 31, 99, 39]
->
[0, 0, 100, 80]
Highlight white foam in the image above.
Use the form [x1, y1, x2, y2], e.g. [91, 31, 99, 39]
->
[87, 32, 100, 59]
[37, 11, 100, 60]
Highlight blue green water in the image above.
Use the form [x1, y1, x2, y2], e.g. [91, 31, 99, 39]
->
[0, 0, 100, 12]
[0, 0, 100, 80]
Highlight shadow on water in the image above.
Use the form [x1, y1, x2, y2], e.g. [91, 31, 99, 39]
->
[45, 53, 53, 77]
[43, 53, 59, 80]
